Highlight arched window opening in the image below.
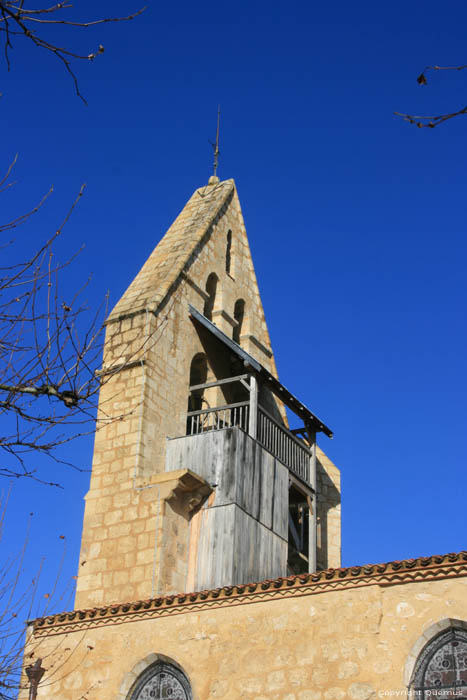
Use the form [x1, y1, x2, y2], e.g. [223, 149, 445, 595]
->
[188, 353, 208, 413]
[129, 661, 192, 700]
[410, 627, 467, 698]
[203, 273, 218, 321]
[226, 229, 232, 275]
[232, 299, 245, 344]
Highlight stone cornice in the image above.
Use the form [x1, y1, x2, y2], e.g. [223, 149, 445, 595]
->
[31, 551, 467, 638]
[240, 333, 273, 359]
[134, 469, 212, 513]
[211, 308, 237, 328]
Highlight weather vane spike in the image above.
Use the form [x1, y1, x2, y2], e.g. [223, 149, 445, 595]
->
[211, 105, 220, 178]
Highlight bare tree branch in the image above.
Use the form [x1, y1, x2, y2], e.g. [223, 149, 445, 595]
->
[0, 156, 183, 484]
[396, 63, 467, 128]
[0, 3, 150, 694]
[0, 491, 91, 700]
[419, 64, 467, 76]
[0, 1, 146, 103]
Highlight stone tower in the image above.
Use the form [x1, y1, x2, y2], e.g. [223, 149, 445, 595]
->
[75, 177, 341, 609]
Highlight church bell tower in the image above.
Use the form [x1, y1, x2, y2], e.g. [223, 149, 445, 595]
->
[75, 176, 341, 609]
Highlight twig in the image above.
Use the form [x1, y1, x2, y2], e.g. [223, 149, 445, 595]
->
[396, 62, 467, 128]
[0, 2, 146, 103]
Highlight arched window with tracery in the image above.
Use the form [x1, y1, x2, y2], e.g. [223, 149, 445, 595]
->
[203, 273, 218, 321]
[232, 299, 245, 344]
[410, 627, 467, 698]
[128, 661, 192, 700]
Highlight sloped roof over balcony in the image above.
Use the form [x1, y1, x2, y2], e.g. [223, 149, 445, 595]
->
[189, 304, 333, 438]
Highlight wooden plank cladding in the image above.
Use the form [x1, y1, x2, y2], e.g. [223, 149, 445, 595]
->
[166, 427, 288, 590]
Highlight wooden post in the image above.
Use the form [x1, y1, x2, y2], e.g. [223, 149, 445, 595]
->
[307, 427, 317, 573]
[248, 374, 258, 439]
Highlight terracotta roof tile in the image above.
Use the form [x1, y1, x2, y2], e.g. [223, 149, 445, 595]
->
[33, 550, 467, 630]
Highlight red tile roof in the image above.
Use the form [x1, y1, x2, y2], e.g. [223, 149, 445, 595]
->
[33, 550, 467, 632]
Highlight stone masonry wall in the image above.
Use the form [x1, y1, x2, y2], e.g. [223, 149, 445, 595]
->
[22, 567, 467, 700]
[316, 447, 341, 570]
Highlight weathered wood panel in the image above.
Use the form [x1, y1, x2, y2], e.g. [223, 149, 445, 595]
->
[166, 428, 289, 590]
[195, 504, 287, 590]
[166, 428, 288, 538]
[232, 507, 286, 584]
[195, 504, 235, 591]
[166, 429, 237, 507]
[272, 455, 289, 541]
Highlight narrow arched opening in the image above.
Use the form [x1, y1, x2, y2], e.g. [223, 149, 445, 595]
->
[188, 353, 208, 412]
[226, 229, 232, 275]
[187, 353, 208, 434]
[203, 272, 218, 320]
[232, 298, 245, 344]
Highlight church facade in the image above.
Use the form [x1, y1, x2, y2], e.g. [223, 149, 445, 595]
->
[20, 177, 467, 700]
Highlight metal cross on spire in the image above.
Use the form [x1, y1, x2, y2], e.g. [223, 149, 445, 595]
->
[211, 105, 221, 178]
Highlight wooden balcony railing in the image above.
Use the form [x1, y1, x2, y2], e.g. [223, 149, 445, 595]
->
[186, 401, 250, 435]
[257, 406, 311, 483]
[186, 401, 311, 483]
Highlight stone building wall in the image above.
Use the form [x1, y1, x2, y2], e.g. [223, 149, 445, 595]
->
[316, 447, 341, 570]
[22, 554, 467, 700]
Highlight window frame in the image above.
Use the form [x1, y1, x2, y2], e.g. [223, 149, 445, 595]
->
[410, 627, 467, 698]
[128, 661, 193, 700]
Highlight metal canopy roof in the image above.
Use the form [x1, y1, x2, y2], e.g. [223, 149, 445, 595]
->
[189, 304, 333, 438]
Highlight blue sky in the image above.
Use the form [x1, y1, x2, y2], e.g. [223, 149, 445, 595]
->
[2, 0, 466, 611]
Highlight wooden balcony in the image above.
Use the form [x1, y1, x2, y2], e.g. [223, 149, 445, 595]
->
[186, 397, 312, 485]
[183, 305, 334, 576]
